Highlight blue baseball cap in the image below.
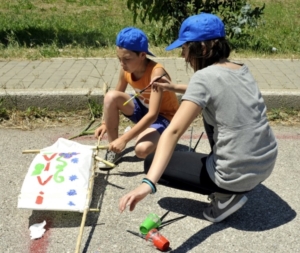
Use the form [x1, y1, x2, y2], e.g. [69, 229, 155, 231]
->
[116, 27, 155, 56]
[166, 13, 225, 51]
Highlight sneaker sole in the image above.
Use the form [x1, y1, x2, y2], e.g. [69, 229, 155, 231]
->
[203, 195, 248, 223]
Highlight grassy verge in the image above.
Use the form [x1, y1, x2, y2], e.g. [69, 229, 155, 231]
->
[1, 106, 299, 131]
[0, 0, 299, 59]
[0, 0, 134, 59]
[242, 0, 300, 58]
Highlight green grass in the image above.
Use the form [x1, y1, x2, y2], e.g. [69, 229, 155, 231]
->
[0, 0, 299, 59]
[0, 0, 136, 59]
[241, 0, 300, 57]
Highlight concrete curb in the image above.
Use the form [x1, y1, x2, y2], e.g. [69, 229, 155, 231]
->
[1, 89, 300, 111]
[261, 90, 300, 110]
[0, 89, 103, 111]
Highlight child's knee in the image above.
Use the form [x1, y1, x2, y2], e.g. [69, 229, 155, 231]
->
[135, 143, 152, 159]
[104, 90, 118, 103]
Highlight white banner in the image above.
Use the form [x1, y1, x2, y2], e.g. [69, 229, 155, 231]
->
[18, 138, 95, 212]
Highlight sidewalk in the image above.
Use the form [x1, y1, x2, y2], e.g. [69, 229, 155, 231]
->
[0, 58, 300, 110]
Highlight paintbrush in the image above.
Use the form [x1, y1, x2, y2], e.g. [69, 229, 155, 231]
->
[126, 230, 145, 239]
[123, 73, 167, 106]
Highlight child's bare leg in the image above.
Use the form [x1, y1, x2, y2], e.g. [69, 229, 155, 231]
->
[104, 90, 134, 142]
[135, 128, 160, 158]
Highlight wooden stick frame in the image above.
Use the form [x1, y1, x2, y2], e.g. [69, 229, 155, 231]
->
[22, 145, 109, 154]
[74, 149, 97, 253]
[22, 142, 115, 253]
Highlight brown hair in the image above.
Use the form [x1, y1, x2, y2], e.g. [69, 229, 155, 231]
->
[117, 46, 142, 56]
[132, 50, 143, 56]
[186, 38, 231, 71]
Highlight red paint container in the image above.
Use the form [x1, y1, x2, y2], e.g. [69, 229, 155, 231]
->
[145, 229, 170, 252]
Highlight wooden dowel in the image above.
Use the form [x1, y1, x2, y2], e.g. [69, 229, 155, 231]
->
[94, 156, 115, 168]
[95, 145, 109, 150]
[75, 206, 89, 253]
[22, 145, 109, 154]
[22, 150, 41, 154]
[75, 159, 98, 252]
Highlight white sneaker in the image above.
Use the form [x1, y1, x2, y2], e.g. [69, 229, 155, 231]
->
[99, 150, 122, 170]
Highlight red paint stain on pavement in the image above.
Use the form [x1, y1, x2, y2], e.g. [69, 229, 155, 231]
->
[274, 134, 300, 140]
[29, 219, 52, 253]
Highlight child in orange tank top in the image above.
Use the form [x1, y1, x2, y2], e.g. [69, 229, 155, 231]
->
[94, 27, 179, 170]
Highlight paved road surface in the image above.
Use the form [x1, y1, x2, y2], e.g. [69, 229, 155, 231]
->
[0, 124, 299, 253]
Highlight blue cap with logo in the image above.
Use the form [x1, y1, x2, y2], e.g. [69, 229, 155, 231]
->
[116, 27, 155, 56]
[166, 13, 225, 51]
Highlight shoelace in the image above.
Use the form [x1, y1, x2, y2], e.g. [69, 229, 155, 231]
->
[106, 151, 116, 161]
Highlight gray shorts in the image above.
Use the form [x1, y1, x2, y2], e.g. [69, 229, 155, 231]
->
[123, 97, 170, 135]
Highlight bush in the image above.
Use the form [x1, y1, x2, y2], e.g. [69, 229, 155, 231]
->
[126, 0, 265, 50]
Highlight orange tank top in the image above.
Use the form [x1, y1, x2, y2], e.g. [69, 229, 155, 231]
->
[124, 60, 179, 121]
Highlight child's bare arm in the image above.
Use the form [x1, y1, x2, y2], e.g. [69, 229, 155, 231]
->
[115, 68, 128, 92]
[114, 68, 164, 144]
[151, 76, 187, 94]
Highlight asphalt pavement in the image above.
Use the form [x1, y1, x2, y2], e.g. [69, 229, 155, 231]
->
[0, 57, 300, 110]
[0, 124, 299, 253]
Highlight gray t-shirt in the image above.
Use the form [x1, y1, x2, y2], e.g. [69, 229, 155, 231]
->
[182, 64, 278, 192]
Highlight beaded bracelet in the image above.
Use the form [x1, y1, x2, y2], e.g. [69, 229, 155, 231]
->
[142, 178, 157, 194]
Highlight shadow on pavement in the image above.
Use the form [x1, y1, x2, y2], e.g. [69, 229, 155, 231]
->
[158, 184, 296, 252]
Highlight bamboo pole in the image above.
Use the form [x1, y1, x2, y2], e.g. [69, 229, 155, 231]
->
[22, 145, 109, 154]
[94, 155, 115, 168]
[74, 161, 96, 253]
[22, 150, 41, 154]
[75, 140, 100, 252]
[74, 136, 107, 253]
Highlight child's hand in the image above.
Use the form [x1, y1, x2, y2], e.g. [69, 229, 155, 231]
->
[94, 124, 107, 140]
[109, 137, 127, 153]
[151, 76, 175, 92]
[119, 183, 152, 212]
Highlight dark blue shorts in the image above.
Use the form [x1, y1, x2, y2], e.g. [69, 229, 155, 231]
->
[123, 97, 170, 135]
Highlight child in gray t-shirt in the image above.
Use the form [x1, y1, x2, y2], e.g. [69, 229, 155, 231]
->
[119, 13, 278, 223]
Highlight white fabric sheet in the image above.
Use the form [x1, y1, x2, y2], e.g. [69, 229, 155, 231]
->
[18, 138, 94, 212]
